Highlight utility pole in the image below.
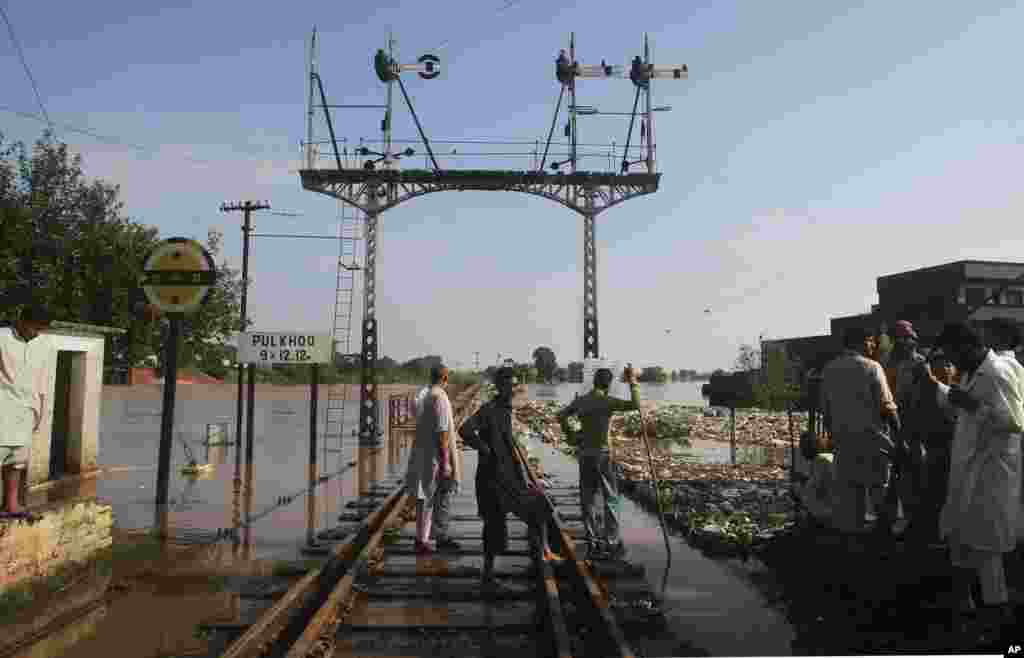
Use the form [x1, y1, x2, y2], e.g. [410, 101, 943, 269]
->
[220, 200, 271, 527]
[474, 351, 480, 373]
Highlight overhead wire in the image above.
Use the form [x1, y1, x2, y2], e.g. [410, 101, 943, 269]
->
[0, 104, 222, 166]
[429, 0, 524, 53]
[0, 5, 52, 131]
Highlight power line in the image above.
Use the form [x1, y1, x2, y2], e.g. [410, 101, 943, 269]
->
[0, 5, 51, 130]
[431, 0, 523, 52]
[0, 104, 219, 165]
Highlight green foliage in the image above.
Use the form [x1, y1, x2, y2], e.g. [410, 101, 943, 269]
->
[0, 131, 249, 378]
[619, 405, 691, 448]
[638, 366, 669, 383]
[531, 346, 558, 382]
[752, 344, 802, 411]
[686, 509, 757, 547]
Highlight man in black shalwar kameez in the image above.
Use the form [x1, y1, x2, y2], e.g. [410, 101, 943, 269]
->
[459, 367, 562, 594]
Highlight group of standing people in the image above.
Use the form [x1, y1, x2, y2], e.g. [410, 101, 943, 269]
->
[821, 319, 1022, 632]
[405, 363, 643, 594]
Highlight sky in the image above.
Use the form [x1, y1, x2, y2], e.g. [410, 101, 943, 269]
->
[3, 0, 1024, 373]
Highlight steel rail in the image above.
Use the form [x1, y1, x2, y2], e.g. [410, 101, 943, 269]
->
[219, 485, 407, 658]
[217, 382, 635, 658]
[285, 492, 411, 657]
[513, 420, 636, 658]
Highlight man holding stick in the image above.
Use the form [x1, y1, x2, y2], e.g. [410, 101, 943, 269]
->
[460, 367, 562, 595]
[558, 364, 641, 559]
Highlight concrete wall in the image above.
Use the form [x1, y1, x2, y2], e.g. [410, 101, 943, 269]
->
[0, 498, 113, 590]
[27, 332, 105, 487]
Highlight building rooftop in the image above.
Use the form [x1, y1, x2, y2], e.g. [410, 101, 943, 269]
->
[878, 259, 1024, 280]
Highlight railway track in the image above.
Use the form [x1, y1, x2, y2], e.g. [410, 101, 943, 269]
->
[196, 383, 658, 657]
[212, 476, 638, 658]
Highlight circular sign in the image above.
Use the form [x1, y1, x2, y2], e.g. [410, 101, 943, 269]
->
[139, 237, 217, 314]
[417, 54, 440, 80]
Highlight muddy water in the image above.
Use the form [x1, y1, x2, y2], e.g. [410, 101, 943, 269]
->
[97, 391, 410, 561]
[93, 388, 795, 655]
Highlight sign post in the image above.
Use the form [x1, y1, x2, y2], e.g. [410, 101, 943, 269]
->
[237, 331, 331, 546]
[140, 237, 217, 538]
[308, 363, 319, 547]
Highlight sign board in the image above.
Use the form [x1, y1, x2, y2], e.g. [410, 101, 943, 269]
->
[237, 332, 332, 365]
[139, 237, 217, 314]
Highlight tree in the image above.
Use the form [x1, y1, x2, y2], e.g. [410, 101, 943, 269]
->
[566, 361, 584, 383]
[1, 131, 250, 381]
[638, 366, 669, 383]
[753, 344, 801, 410]
[735, 344, 760, 372]
[531, 346, 558, 383]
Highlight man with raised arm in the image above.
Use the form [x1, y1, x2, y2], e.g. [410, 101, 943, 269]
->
[557, 365, 641, 559]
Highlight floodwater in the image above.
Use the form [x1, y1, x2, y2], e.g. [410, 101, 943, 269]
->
[97, 393, 389, 561]
[90, 387, 797, 655]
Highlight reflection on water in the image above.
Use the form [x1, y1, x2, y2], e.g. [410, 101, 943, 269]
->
[521, 433, 794, 656]
[98, 396, 377, 561]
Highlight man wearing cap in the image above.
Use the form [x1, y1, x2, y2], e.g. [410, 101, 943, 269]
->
[821, 327, 902, 541]
[880, 320, 927, 539]
[0, 306, 53, 515]
[921, 323, 1021, 634]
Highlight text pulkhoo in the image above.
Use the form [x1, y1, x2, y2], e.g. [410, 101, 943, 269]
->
[250, 335, 317, 348]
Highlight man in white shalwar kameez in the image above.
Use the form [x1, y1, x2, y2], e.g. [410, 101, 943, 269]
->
[0, 306, 53, 514]
[923, 323, 1022, 634]
[405, 365, 463, 554]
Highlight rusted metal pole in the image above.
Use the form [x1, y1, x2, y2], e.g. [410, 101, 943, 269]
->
[246, 364, 256, 485]
[307, 364, 319, 547]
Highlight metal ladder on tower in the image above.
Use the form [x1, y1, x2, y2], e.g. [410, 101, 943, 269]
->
[321, 177, 364, 538]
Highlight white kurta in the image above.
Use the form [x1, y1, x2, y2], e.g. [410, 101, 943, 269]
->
[405, 386, 463, 499]
[0, 328, 51, 448]
[937, 350, 1023, 553]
